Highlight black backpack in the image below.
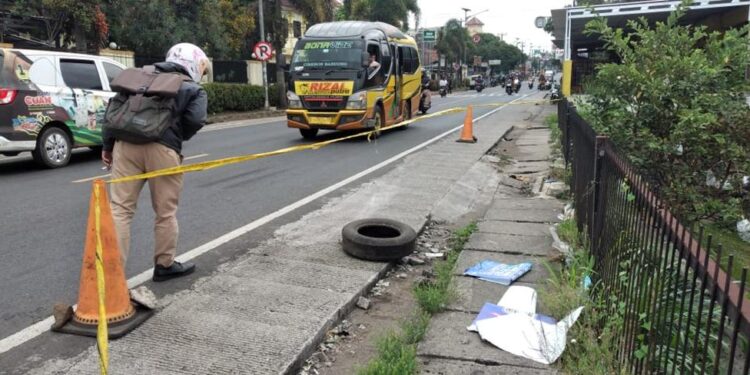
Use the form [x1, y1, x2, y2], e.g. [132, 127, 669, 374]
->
[103, 66, 188, 144]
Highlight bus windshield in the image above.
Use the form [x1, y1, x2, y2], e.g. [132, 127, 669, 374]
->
[292, 40, 364, 70]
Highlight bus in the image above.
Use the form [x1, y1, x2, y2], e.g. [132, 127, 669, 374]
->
[286, 21, 423, 139]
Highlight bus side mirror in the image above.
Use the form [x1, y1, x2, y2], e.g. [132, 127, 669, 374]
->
[362, 52, 370, 67]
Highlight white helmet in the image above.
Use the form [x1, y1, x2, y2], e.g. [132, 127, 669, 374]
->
[165, 43, 210, 82]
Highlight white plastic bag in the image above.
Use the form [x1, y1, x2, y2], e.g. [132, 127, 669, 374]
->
[467, 285, 583, 364]
[738, 218, 750, 243]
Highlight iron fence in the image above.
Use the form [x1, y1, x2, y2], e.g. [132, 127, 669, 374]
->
[558, 98, 750, 374]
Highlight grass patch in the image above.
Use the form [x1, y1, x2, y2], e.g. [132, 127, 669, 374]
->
[702, 223, 750, 282]
[542, 218, 623, 374]
[357, 223, 477, 375]
[556, 218, 580, 248]
[546, 113, 562, 157]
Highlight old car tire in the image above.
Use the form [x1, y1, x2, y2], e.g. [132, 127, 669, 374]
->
[300, 128, 318, 139]
[32, 127, 71, 168]
[341, 218, 417, 261]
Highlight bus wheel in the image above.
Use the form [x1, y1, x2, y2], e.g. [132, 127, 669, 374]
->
[371, 106, 383, 139]
[299, 128, 318, 140]
[32, 126, 71, 168]
[399, 102, 411, 130]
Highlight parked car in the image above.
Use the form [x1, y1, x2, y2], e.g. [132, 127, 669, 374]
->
[0, 48, 126, 167]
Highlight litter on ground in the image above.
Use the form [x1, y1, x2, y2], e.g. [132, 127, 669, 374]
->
[466, 285, 583, 365]
[463, 260, 532, 285]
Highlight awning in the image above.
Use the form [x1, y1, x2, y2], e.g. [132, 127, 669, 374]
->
[551, 0, 750, 50]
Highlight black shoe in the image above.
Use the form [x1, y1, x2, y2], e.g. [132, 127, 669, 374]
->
[152, 261, 195, 282]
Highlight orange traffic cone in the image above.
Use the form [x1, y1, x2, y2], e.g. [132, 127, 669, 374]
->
[457, 105, 477, 143]
[53, 179, 152, 338]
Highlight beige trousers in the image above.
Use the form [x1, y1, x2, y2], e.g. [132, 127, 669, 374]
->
[110, 141, 183, 267]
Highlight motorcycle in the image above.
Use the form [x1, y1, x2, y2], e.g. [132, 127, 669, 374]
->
[439, 86, 447, 97]
[550, 83, 561, 101]
[475, 81, 484, 93]
[513, 79, 520, 93]
[505, 82, 513, 95]
[419, 82, 432, 114]
[528, 80, 534, 89]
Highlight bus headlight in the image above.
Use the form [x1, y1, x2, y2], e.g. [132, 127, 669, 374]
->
[346, 92, 367, 110]
[287, 91, 302, 109]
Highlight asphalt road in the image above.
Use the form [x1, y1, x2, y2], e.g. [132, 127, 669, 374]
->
[0, 83, 537, 341]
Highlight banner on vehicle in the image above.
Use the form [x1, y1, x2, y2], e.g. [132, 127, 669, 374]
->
[295, 81, 354, 96]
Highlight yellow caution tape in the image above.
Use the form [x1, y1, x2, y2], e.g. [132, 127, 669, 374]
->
[103, 99, 554, 184]
[93, 184, 109, 375]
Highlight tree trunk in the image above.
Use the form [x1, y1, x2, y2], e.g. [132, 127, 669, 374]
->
[73, 23, 88, 52]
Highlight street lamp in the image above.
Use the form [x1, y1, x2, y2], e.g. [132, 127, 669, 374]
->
[461, 8, 471, 27]
[460, 8, 471, 83]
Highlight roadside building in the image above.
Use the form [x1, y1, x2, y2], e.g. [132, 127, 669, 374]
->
[465, 16, 484, 36]
[549, 0, 750, 95]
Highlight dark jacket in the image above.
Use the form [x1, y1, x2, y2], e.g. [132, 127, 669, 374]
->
[103, 62, 208, 154]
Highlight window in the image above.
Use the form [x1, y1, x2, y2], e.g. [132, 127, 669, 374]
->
[398, 46, 410, 73]
[380, 41, 391, 76]
[398, 47, 420, 74]
[409, 47, 420, 73]
[293, 21, 302, 38]
[365, 44, 384, 88]
[60, 59, 103, 90]
[102, 62, 123, 84]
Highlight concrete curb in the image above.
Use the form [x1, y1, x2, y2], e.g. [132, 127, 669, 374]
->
[281, 215, 428, 374]
[283, 111, 519, 374]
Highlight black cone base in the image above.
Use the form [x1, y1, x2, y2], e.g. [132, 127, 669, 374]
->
[52, 303, 153, 339]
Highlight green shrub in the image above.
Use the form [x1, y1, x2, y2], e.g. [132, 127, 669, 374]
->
[203, 82, 284, 114]
[583, 0, 750, 226]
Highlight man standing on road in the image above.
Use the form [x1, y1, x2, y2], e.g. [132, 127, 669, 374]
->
[102, 43, 209, 282]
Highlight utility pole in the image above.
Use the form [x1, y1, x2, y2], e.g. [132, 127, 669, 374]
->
[259, 0, 270, 110]
[461, 8, 470, 81]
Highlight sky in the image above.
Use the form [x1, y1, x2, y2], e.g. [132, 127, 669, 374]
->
[413, 0, 572, 53]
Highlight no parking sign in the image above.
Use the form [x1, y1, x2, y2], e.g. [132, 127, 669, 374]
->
[252, 41, 274, 61]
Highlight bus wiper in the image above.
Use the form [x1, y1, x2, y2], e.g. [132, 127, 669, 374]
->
[324, 67, 354, 75]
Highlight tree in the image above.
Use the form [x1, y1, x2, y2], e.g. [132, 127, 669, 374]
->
[583, 1, 750, 225]
[289, 0, 336, 24]
[466, 32, 524, 73]
[256, 0, 337, 108]
[10, 0, 107, 52]
[105, 0, 178, 57]
[105, 0, 255, 59]
[341, 0, 419, 30]
[435, 18, 468, 70]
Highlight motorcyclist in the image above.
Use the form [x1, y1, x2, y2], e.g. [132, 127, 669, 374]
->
[538, 73, 547, 90]
[505, 76, 514, 95]
[439, 76, 448, 95]
[421, 69, 430, 88]
[419, 69, 432, 113]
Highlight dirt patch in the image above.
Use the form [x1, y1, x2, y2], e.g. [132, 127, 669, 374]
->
[299, 223, 453, 375]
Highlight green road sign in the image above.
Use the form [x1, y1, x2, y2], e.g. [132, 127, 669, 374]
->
[423, 30, 436, 41]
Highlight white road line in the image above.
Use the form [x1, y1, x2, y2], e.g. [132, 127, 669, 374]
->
[70, 154, 211, 183]
[0, 93, 532, 355]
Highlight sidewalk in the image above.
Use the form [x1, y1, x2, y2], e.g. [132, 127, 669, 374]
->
[15, 92, 553, 374]
[417, 106, 565, 374]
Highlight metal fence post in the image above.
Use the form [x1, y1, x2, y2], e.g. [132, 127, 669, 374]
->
[590, 136, 608, 252]
[564, 100, 571, 168]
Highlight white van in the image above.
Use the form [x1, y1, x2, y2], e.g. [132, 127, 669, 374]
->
[0, 48, 126, 167]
